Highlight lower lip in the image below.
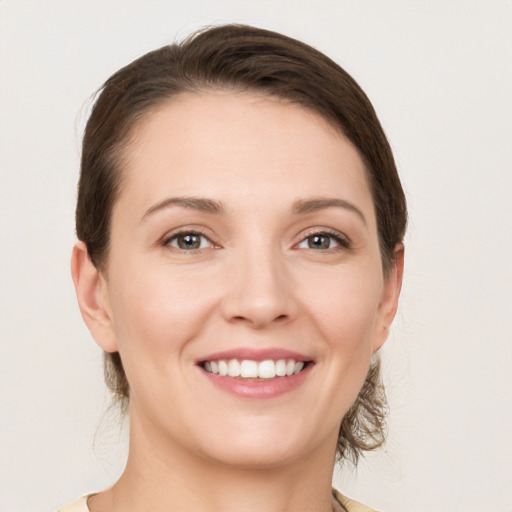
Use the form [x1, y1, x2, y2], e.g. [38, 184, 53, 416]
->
[201, 365, 313, 399]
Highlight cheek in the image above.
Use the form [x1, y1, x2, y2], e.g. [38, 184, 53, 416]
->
[108, 266, 219, 356]
[300, 265, 384, 370]
[105, 268, 221, 411]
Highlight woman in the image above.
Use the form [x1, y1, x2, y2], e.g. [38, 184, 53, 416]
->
[64, 24, 406, 512]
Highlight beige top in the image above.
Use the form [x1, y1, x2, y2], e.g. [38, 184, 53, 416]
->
[333, 489, 380, 512]
[57, 490, 379, 512]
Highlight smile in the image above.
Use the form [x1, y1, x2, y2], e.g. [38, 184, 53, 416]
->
[202, 359, 306, 379]
[197, 348, 314, 398]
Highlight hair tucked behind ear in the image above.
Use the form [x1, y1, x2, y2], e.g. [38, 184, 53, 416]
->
[77, 23, 406, 464]
[103, 352, 129, 414]
[337, 357, 388, 464]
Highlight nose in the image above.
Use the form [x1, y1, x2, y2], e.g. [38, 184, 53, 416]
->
[220, 245, 297, 329]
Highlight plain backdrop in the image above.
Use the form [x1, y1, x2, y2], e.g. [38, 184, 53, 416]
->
[1, 1, 511, 511]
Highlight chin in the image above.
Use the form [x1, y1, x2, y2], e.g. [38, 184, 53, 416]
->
[203, 440, 303, 470]
[193, 419, 328, 470]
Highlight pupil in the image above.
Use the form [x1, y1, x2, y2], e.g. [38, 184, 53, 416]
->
[179, 234, 200, 249]
[309, 235, 330, 249]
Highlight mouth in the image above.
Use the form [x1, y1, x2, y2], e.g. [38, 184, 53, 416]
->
[196, 348, 314, 398]
[199, 358, 313, 380]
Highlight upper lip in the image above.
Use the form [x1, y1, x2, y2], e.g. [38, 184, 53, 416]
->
[196, 348, 313, 364]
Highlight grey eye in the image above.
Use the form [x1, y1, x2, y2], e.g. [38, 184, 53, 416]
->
[169, 232, 210, 250]
[310, 235, 334, 249]
[298, 234, 340, 250]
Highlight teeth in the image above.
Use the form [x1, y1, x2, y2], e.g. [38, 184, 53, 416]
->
[203, 358, 307, 379]
[228, 359, 241, 377]
[218, 360, 228, 376]
[294, 361, 304, 374]
[275, 359, 287, 376]
[258, 360, 276, 379]
[240, 360, 258, 378]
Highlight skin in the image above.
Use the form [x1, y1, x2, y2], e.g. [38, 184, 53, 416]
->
[72, 91, 403, 512]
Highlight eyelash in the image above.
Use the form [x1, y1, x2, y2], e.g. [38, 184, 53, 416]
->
[162, 228, 350, 253]
[296, 229, 351, 252]
[163, 230, 215, 252]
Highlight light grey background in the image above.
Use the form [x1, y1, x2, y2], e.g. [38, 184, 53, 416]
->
[1, 1, 511, 511]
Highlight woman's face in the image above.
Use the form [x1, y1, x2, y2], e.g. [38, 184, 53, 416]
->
[82, 91, 402, 468]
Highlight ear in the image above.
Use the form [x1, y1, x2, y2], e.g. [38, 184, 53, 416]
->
[71, 241, 118, 353]
[372, 243, 405, 353]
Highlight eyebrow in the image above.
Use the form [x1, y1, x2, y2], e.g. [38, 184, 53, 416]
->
[142, 195, 366, 225]
[292, 198, 367, 225]
[142, 196, 224, 220]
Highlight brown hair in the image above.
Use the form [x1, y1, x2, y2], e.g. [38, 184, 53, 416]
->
[76, 24, 407, 464]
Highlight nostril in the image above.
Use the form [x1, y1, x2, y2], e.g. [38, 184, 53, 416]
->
[229, 313, 289, 327]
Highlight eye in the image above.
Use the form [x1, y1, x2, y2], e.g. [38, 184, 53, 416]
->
[296, 231, 349, 250]
[165, 231, 212, 251]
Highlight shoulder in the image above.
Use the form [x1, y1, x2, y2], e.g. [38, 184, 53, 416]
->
[333, 488, 382, 512]
[56, 496, 90, 512]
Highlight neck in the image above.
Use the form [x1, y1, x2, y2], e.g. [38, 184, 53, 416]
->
[90, 408, 340, 512]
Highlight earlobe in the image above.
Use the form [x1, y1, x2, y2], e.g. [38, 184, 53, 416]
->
[70, 241, 118, 353]
[372, 244, 405, 353]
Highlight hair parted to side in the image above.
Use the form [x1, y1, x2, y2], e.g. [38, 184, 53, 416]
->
[76, 24, 407, 465]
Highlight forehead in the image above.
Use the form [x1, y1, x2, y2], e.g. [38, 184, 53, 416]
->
[115, 91, 375, 222]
